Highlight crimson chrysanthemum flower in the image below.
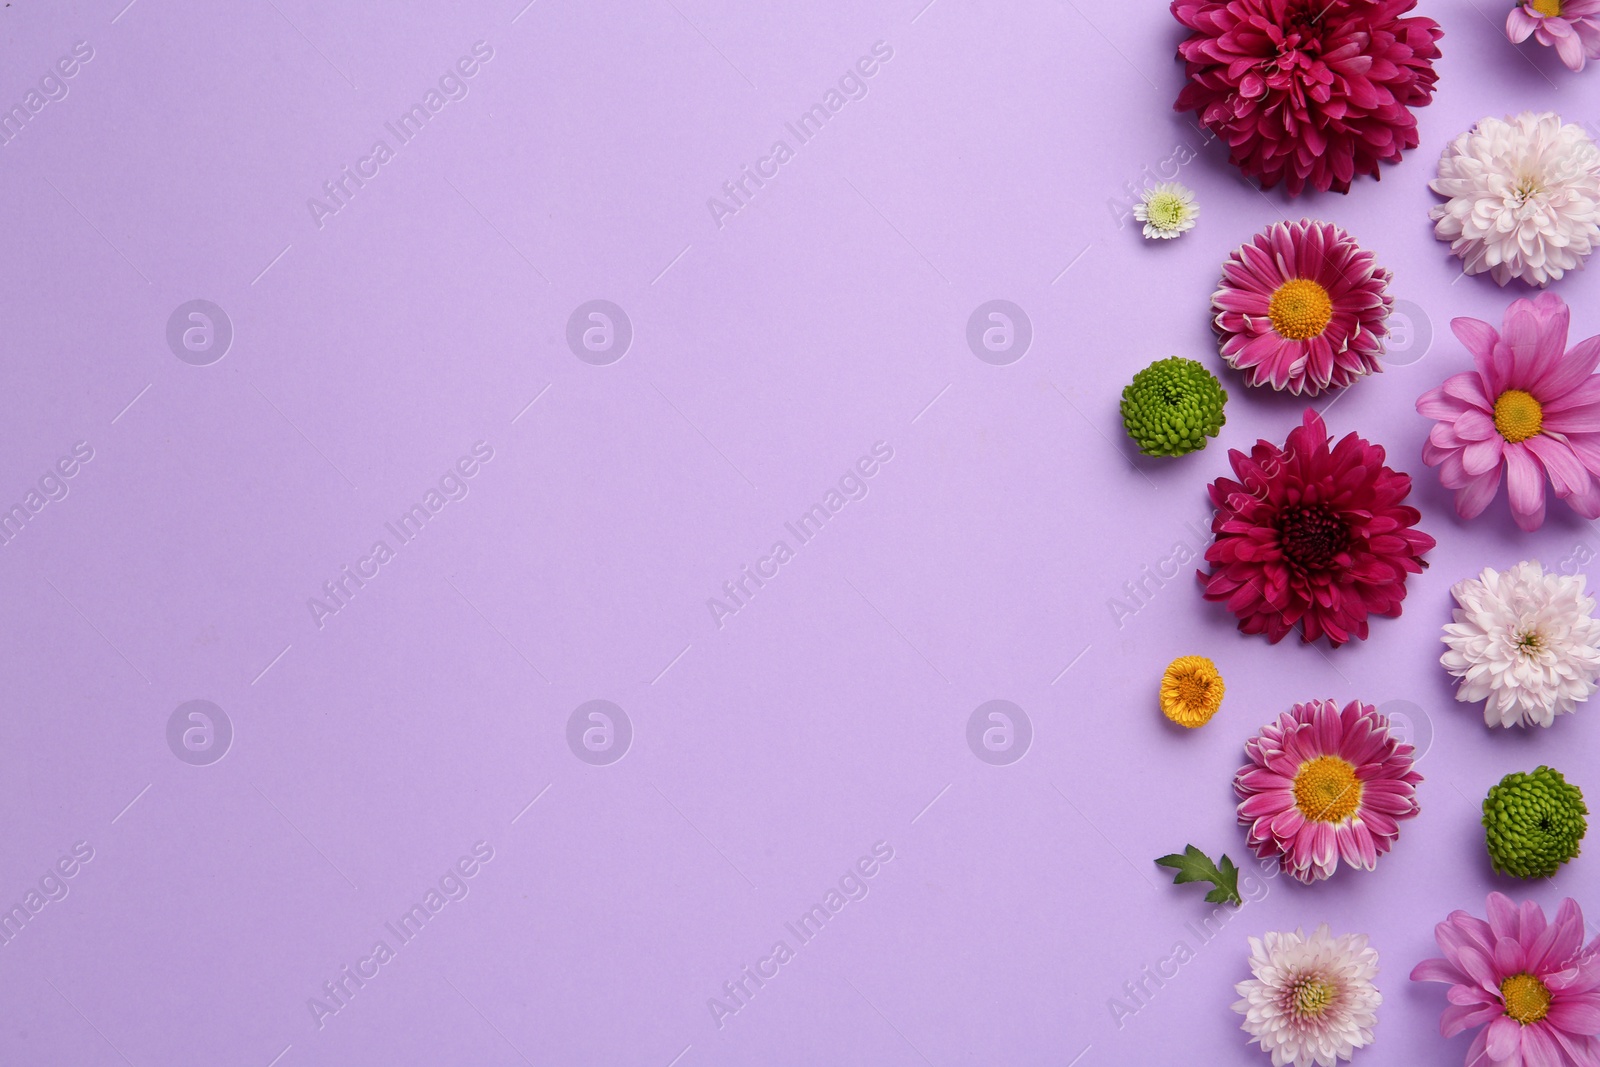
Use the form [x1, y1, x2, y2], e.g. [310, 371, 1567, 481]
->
[1172, 0, 1444, 194]
[1198, 409, 1435, 646]
[1213, 219, 1394, 396]
[1235, 699, 1422, 884]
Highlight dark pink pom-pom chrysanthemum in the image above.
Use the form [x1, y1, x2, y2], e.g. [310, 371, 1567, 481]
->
[1198, 409, 1435, 646]
[1172, 0, 1444, 195]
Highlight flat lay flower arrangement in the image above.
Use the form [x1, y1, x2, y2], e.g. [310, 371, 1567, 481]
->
[1137, 2, 1600, 1064]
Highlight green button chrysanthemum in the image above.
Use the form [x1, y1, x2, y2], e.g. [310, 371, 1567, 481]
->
[1483, 766, 1588, 879]
[1121, 357, 1228, 457]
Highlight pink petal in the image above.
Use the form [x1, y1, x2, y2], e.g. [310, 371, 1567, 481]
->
[1495, 935, 1528, 976]
[1455, 408, 1497, 442]
[1521, 1024, 1567, 1066]
[1455, 469, 1503, 520]
[1565, 476, 1600, 519]
[1527, 435, 1592, 497]
[1488, 892, 1521, 939]
[1240, 790, 1293, 818]
[1443, 372, 1495, 412]
[1539, 335, 1600, 398]
[1462, 436, 1506, 476]
[1505, 445, 1548, 530]
[1529, 898, 1585, 973]
[1550, 1028, 1600, 1067]
[1525, 298, 1573, 389]
[1508, 7, 1540, 41]
[1485, 1015, 1522, 1060]
[1452, 317, 1502, 379]
[1503, 305, 1544, 389]
[1543, 371, 1600, 415]
[1544, 396, 1600, 432]
[1548, 997, 1600, 1034]
[1441, 999, 1504, 1038]
[1557, 26, 1589, 69]
[1412, 957, 1469, 984]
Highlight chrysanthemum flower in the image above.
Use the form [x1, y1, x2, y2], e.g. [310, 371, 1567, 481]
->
[1171, 0, 1443, 195]
[1416, 293, 1600, 531]
[1484, 767, 1588, 878]
[1429, 113, 1600, 287]
[1234, 699, 1422, 884]
[1412, 893, 1600, 1067]
[1508, 0, 1600, 72]
[1133, 182, 1199, 240]
[1121, 357, 1228, 456]
[1199, 410, 1435, 647]
[1441, 561, 1600, 727]
[1213, 220, 1394, 396]
[1160, 655, 1225, 727]
[1234, 925, 1382, 1067]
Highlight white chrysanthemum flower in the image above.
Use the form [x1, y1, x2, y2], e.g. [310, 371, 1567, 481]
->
[1441, 560, 1600, 729]
[1233, 926, 1381, 1067]
[1133, 181, 1199, 240]
[1429, 112, 1600, 287]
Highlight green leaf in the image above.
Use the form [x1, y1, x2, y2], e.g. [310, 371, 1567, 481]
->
[1154, 844, 1242, 907]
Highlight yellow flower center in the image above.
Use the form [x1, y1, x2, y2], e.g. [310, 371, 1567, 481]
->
[1268, 279, 1334, 341]
[1159, 656, 1225, 728]
[1494, 389, 1543, 443]
[1515, 629, 1545, 657]
[1531, 0, 1563, 16]
[1501, 973, 1552, 1025]
[1146, 192, 1188, 229]
[1293, 756, 1363, 822]
[1291, 976, 1339, 1020]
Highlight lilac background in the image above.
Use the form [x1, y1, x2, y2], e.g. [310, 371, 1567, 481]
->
[2, 0, 1598, 1063]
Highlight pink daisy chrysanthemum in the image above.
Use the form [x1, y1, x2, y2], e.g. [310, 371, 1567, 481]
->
[1199, 409, 1436, 647]
[1171, 0, 1443, 195]
[1509, 0, 1600, 72]
[1412, 893, 1600, 1067]
[1234, 699, 1423, 884]
[1416, 292, 1600, 531]
[1213, 219, 1394, 396]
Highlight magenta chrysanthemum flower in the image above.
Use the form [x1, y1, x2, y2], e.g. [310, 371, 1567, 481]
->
[1416, 293, 1600, 531]
[1199, 409, 1436, 646]
[1171, 0, 1444, 194]
[1509, 0, 1600, 72]
[1412, 893, 1600, 1067]
[1234, 699, 1422, 884]
[1213, 219, 1394, 396]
